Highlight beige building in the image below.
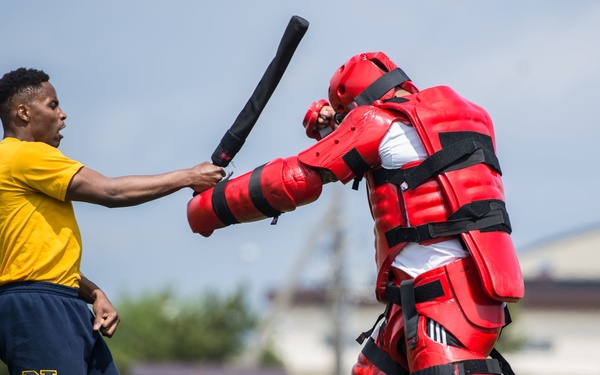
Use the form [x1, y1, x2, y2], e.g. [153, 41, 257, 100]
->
[503, 227, 600, 375]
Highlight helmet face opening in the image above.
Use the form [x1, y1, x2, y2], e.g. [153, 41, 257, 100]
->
[328, 52, 406, 113]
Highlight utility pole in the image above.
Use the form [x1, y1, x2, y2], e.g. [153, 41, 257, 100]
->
[327, 190, 345, 375]
[238, 188, 348, 375]
[239, 191, 344, 368]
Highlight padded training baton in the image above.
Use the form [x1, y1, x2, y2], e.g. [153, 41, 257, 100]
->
[211, 15, 309, 167]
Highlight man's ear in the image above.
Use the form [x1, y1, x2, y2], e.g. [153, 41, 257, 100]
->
[16, 104, 30, 123]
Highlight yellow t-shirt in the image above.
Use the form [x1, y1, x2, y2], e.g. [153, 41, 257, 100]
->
[0, 137, 84, 288]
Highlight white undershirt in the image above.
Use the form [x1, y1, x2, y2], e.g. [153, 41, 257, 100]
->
[379, 122, 467, 277]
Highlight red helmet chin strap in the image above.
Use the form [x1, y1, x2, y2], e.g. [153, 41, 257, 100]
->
[349, 67, 414, 110]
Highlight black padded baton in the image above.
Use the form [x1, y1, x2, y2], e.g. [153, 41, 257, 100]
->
[211, 15, 310, 167]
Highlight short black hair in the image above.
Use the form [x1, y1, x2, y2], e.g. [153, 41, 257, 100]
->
[0, 68, 50, 122]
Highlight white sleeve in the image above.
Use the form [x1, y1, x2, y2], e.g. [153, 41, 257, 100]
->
[378, 121, 427, 169]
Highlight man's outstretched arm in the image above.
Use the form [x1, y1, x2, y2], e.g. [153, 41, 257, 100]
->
[66, 162, 225, 208]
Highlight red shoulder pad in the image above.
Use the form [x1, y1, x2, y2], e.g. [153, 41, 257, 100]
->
[297, 106, 395, 184]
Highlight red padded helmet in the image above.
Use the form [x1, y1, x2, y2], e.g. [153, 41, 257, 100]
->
[328, 52, 418, 114]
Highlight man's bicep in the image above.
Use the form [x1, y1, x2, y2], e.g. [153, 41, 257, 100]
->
[65, 167, 108, 203]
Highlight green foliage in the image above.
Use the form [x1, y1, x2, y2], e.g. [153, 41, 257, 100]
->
[259, 347, 285, 367]
[107, 286, 258, 370]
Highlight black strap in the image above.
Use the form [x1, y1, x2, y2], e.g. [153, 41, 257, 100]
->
[372, 132, 500, 191]
[401, 280, 419, 349]
[490, 348, 517, 375]
[411, 359, 503, 375]
[342, 148, 370, 190]
[504, 304, 513, 327]
[249, 164, 282, 220]
[403, 133, 501, 190]
[355, 310, 386, 344]
[385, 96, 410, 104]
[211, 178, 239, 226]
[386, 279, 445, 306]
[372, 167, 409, 187]
[385, 199, 511, 248]
[350, 68, 412, 109]
[361, 337, 410, 375]
[357, 278, 445, 345]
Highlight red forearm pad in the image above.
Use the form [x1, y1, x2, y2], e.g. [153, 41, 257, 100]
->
[187, 156, 323, 237]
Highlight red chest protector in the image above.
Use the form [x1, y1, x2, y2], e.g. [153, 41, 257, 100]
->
[370, 86, 523, 303]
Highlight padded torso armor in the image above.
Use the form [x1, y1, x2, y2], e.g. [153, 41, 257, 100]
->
[299, 86, 523, 303]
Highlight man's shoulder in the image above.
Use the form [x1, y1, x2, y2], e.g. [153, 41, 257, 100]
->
[11, 140, 68, 160]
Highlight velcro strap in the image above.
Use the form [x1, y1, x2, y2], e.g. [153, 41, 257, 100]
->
[490, 348, 517, 375]
[361, 337, 409, 375]
[355, 311, 386, 345]
[249, 164, 282, 219]
[211, 178, 239, 226]
[386, 279, 444, 306]
[372, 167, 408, 187]
[357, 281, 444, 345]
[401, 280, 419, 349]
[372, 132, 500, 191]
[403, 132, 501, 190]
[342, 148, 370, 190]
[411, 359, 503, 375]
[449, 199, 511, 233]
[385, 200, 511, 248]
[350, 68, 412, 108]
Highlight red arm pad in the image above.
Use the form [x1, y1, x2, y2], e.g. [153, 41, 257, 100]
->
[187, 156, 323, 237]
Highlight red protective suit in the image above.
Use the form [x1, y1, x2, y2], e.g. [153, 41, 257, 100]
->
[187, 86, 521, 375]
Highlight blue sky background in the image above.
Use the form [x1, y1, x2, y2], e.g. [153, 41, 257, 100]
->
[2, 1, 599, 307]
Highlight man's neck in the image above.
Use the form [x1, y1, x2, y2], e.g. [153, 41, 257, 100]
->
[394, 88, 412, 98]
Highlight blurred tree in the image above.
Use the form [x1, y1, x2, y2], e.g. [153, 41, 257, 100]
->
[108, 286, 259, 370]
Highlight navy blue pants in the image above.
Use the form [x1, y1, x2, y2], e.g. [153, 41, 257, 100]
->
[0, 282, 120, 375]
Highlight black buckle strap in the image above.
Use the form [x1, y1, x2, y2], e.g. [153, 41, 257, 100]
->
[385, 200, 511, 248]
[411, 359, 503, 375]
[404, 132, 501, 191]
[350, 68, 412, 109]
[249, 164, 282, 224]
[342, 148, 371, 190]
[357, 279, 445, 345]
[490, 348, 517, 375]
[361, 337, 410, 375]
[401, 280, 419, 349]
[212, 177, 239, 226]
[372, 132, 500, 191]
[356, 310, 386, 345]
[372, 167, 408, 187]
[386, 279, 445, 306]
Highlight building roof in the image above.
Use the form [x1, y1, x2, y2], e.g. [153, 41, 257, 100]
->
[518, 225, 600, 281]
[517, 225, 600, 309]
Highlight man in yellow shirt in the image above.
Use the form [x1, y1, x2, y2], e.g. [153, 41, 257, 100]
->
[0, 68, 225, 374]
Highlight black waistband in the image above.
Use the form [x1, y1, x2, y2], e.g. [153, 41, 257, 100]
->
[0, 281, 78, 298]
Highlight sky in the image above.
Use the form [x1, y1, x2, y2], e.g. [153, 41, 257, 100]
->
[1, 1, 600, 308]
